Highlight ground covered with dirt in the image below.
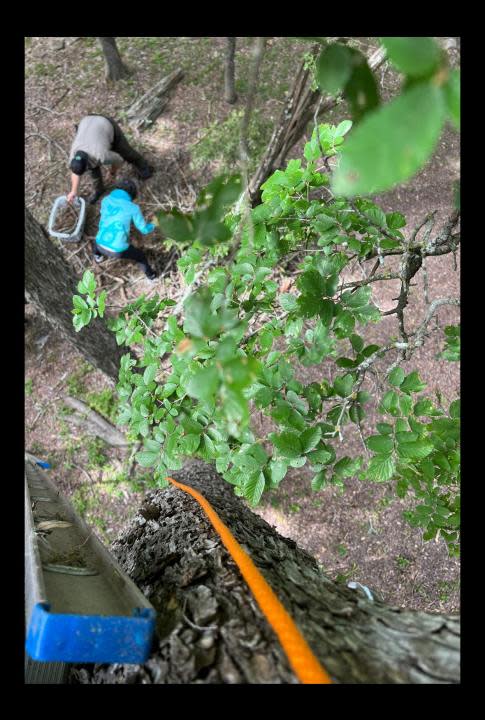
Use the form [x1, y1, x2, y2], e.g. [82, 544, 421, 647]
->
[25, 37, 460, 614]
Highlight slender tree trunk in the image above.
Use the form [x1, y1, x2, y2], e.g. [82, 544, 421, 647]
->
[240, 37, 267, 165]
[97, 37, 130, 82]
[249, 45, 387, 205]
[224, 37, 237, 104]
[25, 208, 123, 382]
[72, 461, 460, 685]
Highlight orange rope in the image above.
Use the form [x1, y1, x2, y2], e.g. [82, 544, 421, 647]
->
[167, 477, 332, 684]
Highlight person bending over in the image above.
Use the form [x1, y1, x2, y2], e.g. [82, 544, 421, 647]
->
[93, 179, 157, 281]
[67, 115, 154, 205]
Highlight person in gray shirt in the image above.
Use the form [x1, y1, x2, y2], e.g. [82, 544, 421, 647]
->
[67, 115, 153, 204]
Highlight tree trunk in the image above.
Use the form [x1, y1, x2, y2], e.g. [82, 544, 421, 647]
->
[223, 37, 237, 104]
[249, 45, 387, 205]
[97, 37, 130, 82]
[25, 208, 124, 383]
[125, 69, 184, 132]
[71, 461, 460, 685]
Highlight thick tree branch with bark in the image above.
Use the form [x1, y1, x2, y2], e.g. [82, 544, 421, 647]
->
[71, 462, 460, 685]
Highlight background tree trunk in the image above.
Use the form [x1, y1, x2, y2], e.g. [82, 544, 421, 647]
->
[25, 208, 124, 383]
[224, 37, 237, 104]
[97, 37, 130, 82]
[71, 461, 460, 684]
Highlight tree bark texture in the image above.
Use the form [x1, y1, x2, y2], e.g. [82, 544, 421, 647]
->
[97, 37, 130, 82]
[25, 208, 124, 382]
[224, 37, 237, 104]
[126, 69, 184, 132]
[248, 45, 387, 205]
[71, 461, 460, 685]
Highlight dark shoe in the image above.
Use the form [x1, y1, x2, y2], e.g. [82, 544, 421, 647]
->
[94, 253, 105, 264]
[145, 269, 157, 281]
[138, 165, 154, 180]
[88, 189, 105, 205]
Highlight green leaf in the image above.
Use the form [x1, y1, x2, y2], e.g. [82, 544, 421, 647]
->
[444, 69, 460, 129]
[300, 426, 322, 453]
[333, 374, 354, 398]
[316, 43, 354, 96]
[186, 365, 219, 401]
[255, 387, 275, 408]
[376, 422, 393, 435]
[341, 285, 371, 308]
[270, 431, 302, 459]
[367, 454, 396, 482]
[298, 269, 326, 297]
[381, 37, 441, 77]
[82, 270, 96, 294]
[311, 470, 327, 491]
[397, 440, 434, 459]
[333, 456, 362, 477]
[157, 208, 193, 244]
[332, 83, 446, 197]
[361, 344, 380, 358]
[318, 299, 335, 326]
[73, 314, 85, 332]
[393, 423, 410, 439]
[399, 394, 413, 416]
[350, 334, 364, 353]
[243, 472, 265, 505]
[413, 399, 440, 417]
[400, 370, 426, 395]
[97, 290, 107, 318]
[335, 120, 353, 137]
[449, 399, 460, 419]
[136, 450, 160, 468]
[280, 293, 298, 311]
[267, 460, 288, 488]
[308, 444, 335, 465]
[343, 50, 379, 122]
[366, 435, 394, 454]
[73, 295, 88, 311]
[180, 434, 200, 454]
[183, 289, 223, 339]
[388, 367, 405, 387]
[143, 364, 157, 386]
[380, 390, 400, 416]
[386, 212, 406, 230]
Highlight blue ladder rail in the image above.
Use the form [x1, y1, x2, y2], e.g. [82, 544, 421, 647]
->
[25, 455, 156, 664]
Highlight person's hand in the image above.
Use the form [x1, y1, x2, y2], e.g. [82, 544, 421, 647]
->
[66, 191, 77, 204]
[150, 214, 159, 227]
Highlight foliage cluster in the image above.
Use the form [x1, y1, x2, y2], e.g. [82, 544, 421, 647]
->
[73, 113, 460, 554]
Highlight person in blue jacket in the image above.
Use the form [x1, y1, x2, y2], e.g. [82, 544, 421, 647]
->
[94, 179, 157, 280]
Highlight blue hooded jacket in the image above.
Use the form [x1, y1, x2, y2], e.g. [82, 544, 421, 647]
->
[95, 189, 155, 253]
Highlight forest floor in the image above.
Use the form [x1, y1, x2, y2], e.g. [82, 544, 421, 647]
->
[25, 37, 460, 614]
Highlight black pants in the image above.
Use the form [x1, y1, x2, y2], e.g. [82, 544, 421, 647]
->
[81, 115, 150, 193]
[94, 243, 154, 276]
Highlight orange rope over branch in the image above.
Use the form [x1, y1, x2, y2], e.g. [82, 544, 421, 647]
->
[167, 477, 332, 685]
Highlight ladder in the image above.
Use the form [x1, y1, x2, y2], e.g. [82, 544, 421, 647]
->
[25, 455, 156, 682]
